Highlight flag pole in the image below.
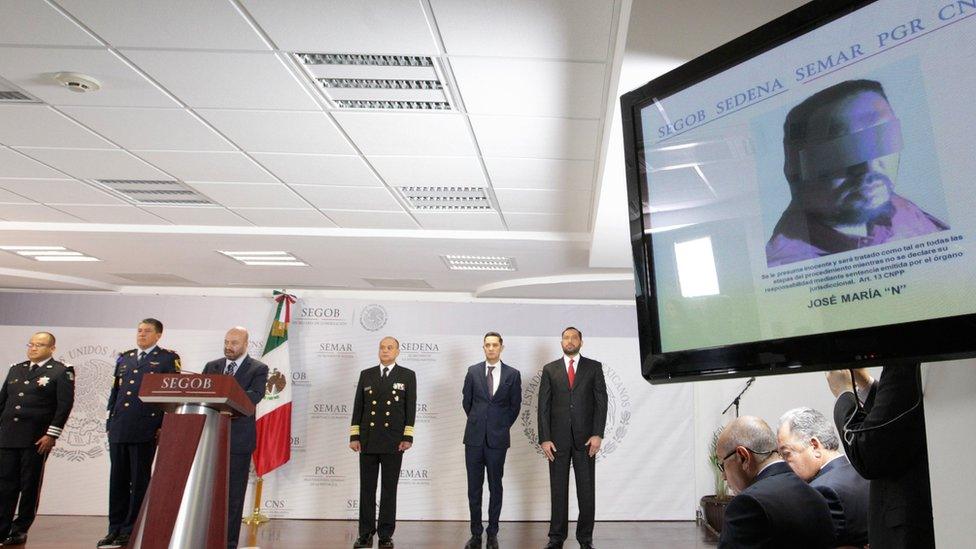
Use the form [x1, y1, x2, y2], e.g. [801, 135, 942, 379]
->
[243, 476, 269, 525]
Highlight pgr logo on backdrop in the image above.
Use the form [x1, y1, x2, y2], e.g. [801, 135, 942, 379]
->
[359, 304, 388, 332]
[398, 341, 440, 363]
[311, 401, 350, 420]
[52, 344, 115, 462]
[520, 364, 631, 462]
[295, 305, 350, 327]
[302, 464, 347, 487]
[414, 401, 438, 424]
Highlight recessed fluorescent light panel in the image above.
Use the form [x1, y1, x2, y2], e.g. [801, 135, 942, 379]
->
[95, 180, 214, 206]
[219, 251, 308, 267]
[397, 186, 493, 211]
[295, 53, 455, 111]
[0, 246, 99, 262]
[442, 255, 516, 271]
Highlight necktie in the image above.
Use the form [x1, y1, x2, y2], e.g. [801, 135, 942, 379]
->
[226, 361, 237, 376]
[568, 358, 576, 389]
[382, 366, 389, 379]
[487, 366, 495, 398]
[138, 351, 146, 363]
[29, 363, 37, 372]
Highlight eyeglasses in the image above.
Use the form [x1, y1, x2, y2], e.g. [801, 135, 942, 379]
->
[717, 446, 777, 473]
[25, 343, 50, 349]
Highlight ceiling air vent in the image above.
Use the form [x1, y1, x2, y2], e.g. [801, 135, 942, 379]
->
[95, 180, 214, 206]
[0, 77, 40, 103]
[441, 255, 517, 272]
[295, 52, 455, 111]
[396, 186, 492, 211]
[363, 278, 433, 289]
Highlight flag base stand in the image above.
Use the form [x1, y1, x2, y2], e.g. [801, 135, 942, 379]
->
[242, 476, 270, 526]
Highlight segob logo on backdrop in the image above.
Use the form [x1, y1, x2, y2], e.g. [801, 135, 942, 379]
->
[52, 343, 116, 462]
[359, 304, 388, 331]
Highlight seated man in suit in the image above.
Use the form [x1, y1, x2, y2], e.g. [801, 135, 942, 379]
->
[202, 327, 268, 549]
[778, 407, 869, 548]
[717, 416, 834, 549]
[461, 332, 522, 549]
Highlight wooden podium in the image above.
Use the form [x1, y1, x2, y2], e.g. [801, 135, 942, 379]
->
[129, 373, 255, 549]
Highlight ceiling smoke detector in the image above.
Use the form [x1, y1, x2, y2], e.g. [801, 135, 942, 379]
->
[52, 72, 101, 93]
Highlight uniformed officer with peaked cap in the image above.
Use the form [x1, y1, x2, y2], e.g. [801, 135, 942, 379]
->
[349, 336, 416, 549]
[97, 318, 180, 549]
[0, 331, 74, 546]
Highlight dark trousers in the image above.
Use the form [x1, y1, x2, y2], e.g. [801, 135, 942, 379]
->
[548, 444, 595, 544]
[0, 447, 48, 537]
[359, 452, 403, 539]
[108, 441, 156, 535]
[465, 444, 507, 536]
[226, 452, 251, 549]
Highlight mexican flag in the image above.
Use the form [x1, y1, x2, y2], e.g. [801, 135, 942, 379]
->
[253, 290, 295, 476]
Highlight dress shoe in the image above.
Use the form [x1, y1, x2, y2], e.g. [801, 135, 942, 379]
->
[464, 535, 482, 548]
[543, 541, 562, 549]
[378, 538, 395, 548]
[352, 533, 373, 548]
[96, 532, 122, 548]
[486, 535, 499, 549]
[579, 544, 596, 549]
[113, 532, 130, 547]
[1, 533, 27, 546]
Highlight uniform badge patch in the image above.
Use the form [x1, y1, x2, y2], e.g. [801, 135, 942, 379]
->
[37, 376, 50, 386]
[393, 382, 405, 390]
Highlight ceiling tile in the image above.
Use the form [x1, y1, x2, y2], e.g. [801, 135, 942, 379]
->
[484, 157, 594, 190]
[0, 203, 81, 222]
[321, 209, 418, 229]
[251, 153, 381, 186]
[122, 50, 318, 110]
[367, 156, 486, 187]
[505, 212, 587, 232]
[494, 188, 592, 214]
[197, 109, 353, 154]
[293, 185, 403, 211]
[0, 105, 115, 148]
[0, 186, 33, 204]
[58, 0, 269, 50]
[333, 112, 476, 156]
[141, 206, 251, 226]
[451, 58, 606, 118]
[133, 151, 276, 183]
[0, 0, 98, 46]
[60, 107, 235, 151]
[187, 182, 310, 209]
[413, 211, 504, 230]
[431, 0, 614, 61]
[470, 115, 599, 160]
[14, 148, 169, 180]
[0, 178, 123, 205]
[0, 46, 178, 107]
[53, 204, 170, 224]
[231, 208, 337, 228]
[241, 0, 438, 54]
[0, 148, 69, 179]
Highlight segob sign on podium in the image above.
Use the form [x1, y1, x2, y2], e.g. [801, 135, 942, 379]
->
[127, 373, 255, 549]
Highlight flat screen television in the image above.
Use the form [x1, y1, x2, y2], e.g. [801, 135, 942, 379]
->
[621, 0, 976, 383]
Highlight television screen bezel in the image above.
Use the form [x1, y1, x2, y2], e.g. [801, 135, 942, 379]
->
[620, 0, 976, 384]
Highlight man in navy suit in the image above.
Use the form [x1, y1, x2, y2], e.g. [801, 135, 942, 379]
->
[718, 416, 834, 549]
[778, 407, 869, 547]
[202, 327, 268, 549]
[461, 332, 522, 549]
[538, 327, 607, 549]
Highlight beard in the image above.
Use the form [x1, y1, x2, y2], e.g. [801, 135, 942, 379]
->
[824, 172, 895, 225]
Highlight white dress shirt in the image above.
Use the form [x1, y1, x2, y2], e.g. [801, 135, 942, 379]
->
[563, 354, 581, 374]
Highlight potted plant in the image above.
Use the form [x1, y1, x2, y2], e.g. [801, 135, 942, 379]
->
[699, 427, 732, 539]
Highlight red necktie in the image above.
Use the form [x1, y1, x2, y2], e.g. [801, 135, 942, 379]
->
[568, 358, 576, 389]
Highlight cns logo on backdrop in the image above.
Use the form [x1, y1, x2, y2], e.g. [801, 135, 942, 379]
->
[52, 344, 116, 462]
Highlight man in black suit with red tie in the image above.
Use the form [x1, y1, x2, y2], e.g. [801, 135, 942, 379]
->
[202, 327, 268, 549]
[538, 327, 607, 549]
[462, 332, 522, 549]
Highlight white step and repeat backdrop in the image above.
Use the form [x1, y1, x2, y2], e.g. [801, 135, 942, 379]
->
[0, 293, 694, 521]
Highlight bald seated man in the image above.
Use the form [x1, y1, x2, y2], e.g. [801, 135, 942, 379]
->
[203, 327, 268, 549]
[717, 416, 834, 549]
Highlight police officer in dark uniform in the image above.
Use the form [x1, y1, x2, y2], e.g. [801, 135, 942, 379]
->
[97, 319, 180, 549]
[349, 336, 416, 549]
[0, 331, 74, 546]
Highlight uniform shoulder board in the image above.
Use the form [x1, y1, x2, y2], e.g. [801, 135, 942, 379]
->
[64, 365, 75, 382]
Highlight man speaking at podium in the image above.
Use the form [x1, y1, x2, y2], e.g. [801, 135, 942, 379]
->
[203, 327, 268, 549]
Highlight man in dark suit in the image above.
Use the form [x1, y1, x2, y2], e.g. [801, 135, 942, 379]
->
[778, 407, 869, 547]
[349, 337, 416, 549]
[462, 332, 522, 549]
[537, 327, 607, 549]
[829, 365, 935, 548]
[99, 318, 180, 549]
[718, 416, 834, 549]
[202, 327, 268, 549]
[0, 331, 74, 546]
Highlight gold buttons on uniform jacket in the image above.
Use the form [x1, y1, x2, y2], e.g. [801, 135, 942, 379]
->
[386, 401, 391, 405]
[370, 422, 375, 427]
[384, 423, 389, 427]
[17, 393, 23, 397]
[13, 418, 18, 422]
[124, 403, 130, 407]
[14, 405, 20, 410]
[126, 391, 132, 396]
[371, 411, 375, 416]
[385, 411, 390, 416]
[372, 400, 377, 405]
[129, 380, 135, 384]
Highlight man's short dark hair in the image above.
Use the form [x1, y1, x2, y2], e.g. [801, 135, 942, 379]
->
[484, 331, 503, 344]
[783, 79, 889, 183]
[140, 318, 163, 333]
[34, 331, 55, 346]
[562, 326, 582, 339]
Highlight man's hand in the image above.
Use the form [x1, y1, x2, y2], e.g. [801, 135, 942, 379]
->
[35, 435, 55, 455]
[851, 368, 874, 391]
[540, 441, 557, 462]
[398, 441, 412, 452]
[586, 436, 602, 458]
[349, 441, 361, 453]
[826, 369, 855, 398]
